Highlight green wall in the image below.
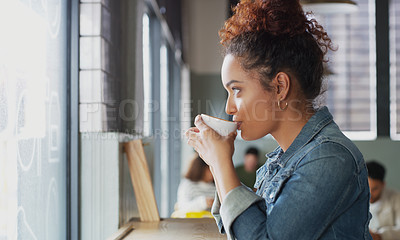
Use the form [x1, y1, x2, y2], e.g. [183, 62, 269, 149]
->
[190, 72, 227, 119]
[354, 138, 400, 190]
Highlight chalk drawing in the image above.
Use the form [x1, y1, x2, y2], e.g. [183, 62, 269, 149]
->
[45, 178, 59, 240]
[41, 0, 61, 39]
[16, 90, 36, 172]
[37, 139, 41, 176]
[48, 92, 60, 163]
[11, 206, 38, 240]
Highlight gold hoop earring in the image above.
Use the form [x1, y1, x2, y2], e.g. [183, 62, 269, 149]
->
[278, 99, 288, 111]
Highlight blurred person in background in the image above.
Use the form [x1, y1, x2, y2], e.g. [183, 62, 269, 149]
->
[367, 161, 400, 240]
[172, 154, 216, 218]
[235, 147, 260, 189]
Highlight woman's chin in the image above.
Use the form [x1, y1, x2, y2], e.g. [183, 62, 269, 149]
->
[240, 132, 257, 141]
[241, 130, 266, 141]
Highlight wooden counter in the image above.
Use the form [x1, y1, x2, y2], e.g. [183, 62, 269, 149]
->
[109, 218, 227, 240]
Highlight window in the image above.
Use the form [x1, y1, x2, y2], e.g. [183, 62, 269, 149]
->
[317, 0, 377, 140]
[160, 44, 170, 217]
[143, 13, 152, 137]
[0, 0, 70, 239]
[141, 6, 185, 217]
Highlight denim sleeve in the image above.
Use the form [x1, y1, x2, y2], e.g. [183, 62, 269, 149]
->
[230, 143, 361, 239]
[211, 191, 225, 234]
[211, 185, 264, 239]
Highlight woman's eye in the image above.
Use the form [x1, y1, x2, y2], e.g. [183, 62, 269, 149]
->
[232, 88, 240, 95]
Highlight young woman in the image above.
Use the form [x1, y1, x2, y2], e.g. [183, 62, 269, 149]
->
[185, 0, 372, 239]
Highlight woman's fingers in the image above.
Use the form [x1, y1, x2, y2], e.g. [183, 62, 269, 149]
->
[186, 132, 204, 159]
[194, 115, 221, 139]
[186, 129, 198, 142]
[185, 127, 199, 138]
[194, 115, 209, 131]
[188, 127, 200, 132]
[185, 128, 202, 153]
[185, 127, 200, 146]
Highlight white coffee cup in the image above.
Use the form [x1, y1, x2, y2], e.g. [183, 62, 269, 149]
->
[200, 114, 237, 136]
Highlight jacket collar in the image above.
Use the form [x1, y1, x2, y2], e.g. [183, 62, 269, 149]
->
[266, 106, 333, 167]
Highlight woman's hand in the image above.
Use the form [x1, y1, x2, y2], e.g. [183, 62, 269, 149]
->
[186, 115, 240, 201]
[185, 115, 237, 169]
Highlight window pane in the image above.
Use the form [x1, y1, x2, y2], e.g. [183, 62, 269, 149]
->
[160, 44, 169, 217]
[320, 0, 377, 140]
[0, 0, 68, 239]
[143, 13, 152, 137]
[390, 0, 400, 140]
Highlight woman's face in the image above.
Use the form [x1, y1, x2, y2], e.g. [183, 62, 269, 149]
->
[221, 54, 278, 141]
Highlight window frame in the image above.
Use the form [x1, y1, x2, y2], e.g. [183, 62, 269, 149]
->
[66, 0, 80, 239]
[145, 0, 184, 217]
[376, 0, 391, 138]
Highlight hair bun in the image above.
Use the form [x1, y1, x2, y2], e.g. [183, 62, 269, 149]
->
[222, 0, 307, 40]
[220, 0, 333, 55]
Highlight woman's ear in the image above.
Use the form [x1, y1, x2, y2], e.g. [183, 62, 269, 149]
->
[274, 72, 290, 100]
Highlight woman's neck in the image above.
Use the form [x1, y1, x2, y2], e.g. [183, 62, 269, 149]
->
[271, 105, 315, 152]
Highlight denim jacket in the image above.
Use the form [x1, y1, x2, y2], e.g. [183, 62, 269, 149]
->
[212, 107, 372, 240]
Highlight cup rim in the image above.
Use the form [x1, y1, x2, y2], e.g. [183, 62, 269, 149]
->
[200, 114, 235, 124]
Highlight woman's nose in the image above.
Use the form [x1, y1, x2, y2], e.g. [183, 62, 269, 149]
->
[225, 96, 237, 115]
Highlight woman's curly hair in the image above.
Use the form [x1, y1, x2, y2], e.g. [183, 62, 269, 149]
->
[219, 0, 335, 100]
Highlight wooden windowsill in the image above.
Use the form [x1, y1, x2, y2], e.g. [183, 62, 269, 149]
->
[108, 218, 227, 240]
